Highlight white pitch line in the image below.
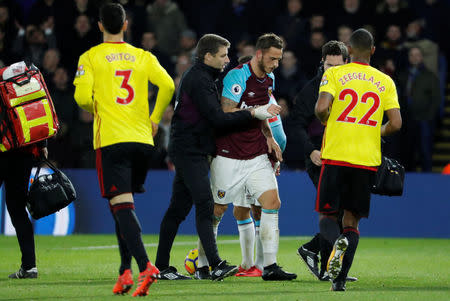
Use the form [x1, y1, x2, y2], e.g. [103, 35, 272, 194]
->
[67, 236, 307, 251]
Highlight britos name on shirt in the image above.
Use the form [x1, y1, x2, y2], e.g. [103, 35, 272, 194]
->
[105, 52, 136, 63]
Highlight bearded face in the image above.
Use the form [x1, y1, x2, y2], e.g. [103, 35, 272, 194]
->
[256, 47, 283, 74]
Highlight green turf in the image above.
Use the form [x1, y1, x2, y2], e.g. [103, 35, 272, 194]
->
[0, 235, 449, 300]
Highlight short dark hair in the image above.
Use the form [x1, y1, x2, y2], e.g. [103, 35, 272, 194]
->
[196, 34, 230, 61]
[100, 3, 126, 35]
[322, 40, 348, 61]
[255, 33, 284, 52]
[238, 55, 253, 64]
[349, 28, 374, 52]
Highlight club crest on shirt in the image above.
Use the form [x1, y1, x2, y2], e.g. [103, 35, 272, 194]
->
[268, 86, 273, 97]
[217, 190, 226, 199]
[320, 75, 328, 86]
[232, 84, 242, 95]
[75, 65, 85, 78]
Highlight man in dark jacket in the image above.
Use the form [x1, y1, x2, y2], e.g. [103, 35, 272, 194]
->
[291, 40, 356, 281]
[398, 46, 440, 172]
[0, 61, 49, 279]
[2, 143, 47, 279]
[155, 33, 280, 281]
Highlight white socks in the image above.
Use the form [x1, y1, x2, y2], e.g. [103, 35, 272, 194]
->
[197, 210, 279, 269]
[260, 209, 279, 267]
[197, 239, 208, 268]
[237, 218, 255, 269]
[254, 220, 264, 271]
[197, 216, 221, 267]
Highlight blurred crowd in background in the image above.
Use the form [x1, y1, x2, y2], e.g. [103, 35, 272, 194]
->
[1, 0, 449, 172]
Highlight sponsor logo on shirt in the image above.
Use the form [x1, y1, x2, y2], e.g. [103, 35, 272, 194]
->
[240, 101, 250, 109]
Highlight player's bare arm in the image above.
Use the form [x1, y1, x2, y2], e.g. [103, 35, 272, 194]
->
[262, 119, 273, 139]
[221, 96, 239, 112]
[252, 103, 282, 119]
[221, 96, 281, 118]
[310, 150, 322, 166]
[381, 108, 402, 136]
[315, 91, 334, 125]
[266, 104, 281, 116]
[151, 121, 158, 137]
[262, 120, 283, 162]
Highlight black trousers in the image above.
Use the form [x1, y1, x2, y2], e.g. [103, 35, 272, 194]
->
[305, 158, 321, 188]
[0, 151, 36, 269]
[155, 153, 221, 269]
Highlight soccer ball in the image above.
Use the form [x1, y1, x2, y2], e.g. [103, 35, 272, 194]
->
[184, 248, 198, 275]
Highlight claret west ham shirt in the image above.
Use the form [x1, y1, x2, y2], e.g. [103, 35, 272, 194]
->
[216, 62, 275, 160]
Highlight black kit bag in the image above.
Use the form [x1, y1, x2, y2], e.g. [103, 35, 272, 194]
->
[371, 156, 405, 196]
[27, 158, 76, 219]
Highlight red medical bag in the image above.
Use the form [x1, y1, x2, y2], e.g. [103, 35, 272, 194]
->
[0, 63, 59, 152]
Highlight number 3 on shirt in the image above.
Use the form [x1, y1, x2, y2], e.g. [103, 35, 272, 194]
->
[115, 70, 135, 105]
[336, 88, 380, 127]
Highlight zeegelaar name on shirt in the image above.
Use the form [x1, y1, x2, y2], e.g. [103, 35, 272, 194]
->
[338, 72, 386, 93]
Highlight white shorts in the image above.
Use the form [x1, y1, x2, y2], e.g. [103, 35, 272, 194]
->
[211, 154, 278, 207]
[245, 190, 261, 207]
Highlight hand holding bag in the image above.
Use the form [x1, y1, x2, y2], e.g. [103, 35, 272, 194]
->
[371, 156, 405, 196]
[27, 158, 76, 219]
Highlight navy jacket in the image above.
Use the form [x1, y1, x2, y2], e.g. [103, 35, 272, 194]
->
[169, 61, 252, 156]
[291, 67, 325, 159]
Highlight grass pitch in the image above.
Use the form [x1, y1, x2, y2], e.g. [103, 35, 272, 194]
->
[0, 235, 449, 300]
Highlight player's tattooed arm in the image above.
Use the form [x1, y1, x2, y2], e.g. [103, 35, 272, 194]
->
[221, 96, 239, 112]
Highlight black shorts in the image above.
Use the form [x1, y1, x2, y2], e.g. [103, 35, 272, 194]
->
[315, 162, 376, 218]
[96, 142, 152, 198]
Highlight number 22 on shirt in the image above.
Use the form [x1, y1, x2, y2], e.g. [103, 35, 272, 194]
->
[115, 70, 135, 105]
[336, 88, 380, 127]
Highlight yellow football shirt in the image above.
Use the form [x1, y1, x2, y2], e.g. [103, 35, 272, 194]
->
[318, 62, 400, 167]
[73, 42, 174, 149]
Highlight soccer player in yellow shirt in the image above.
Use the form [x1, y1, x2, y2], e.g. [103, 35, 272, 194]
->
[315, 28, 402, 291]
[73, 3, 174, 297]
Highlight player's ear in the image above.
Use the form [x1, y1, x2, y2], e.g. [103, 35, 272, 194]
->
[122, 20, 128, 32]
[347, 45, 353, 57]
[98, 21, 104, 33]
[204, 52, 212, 64]
[371, 46, 376, 56]
[255, 49, 263, 60]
